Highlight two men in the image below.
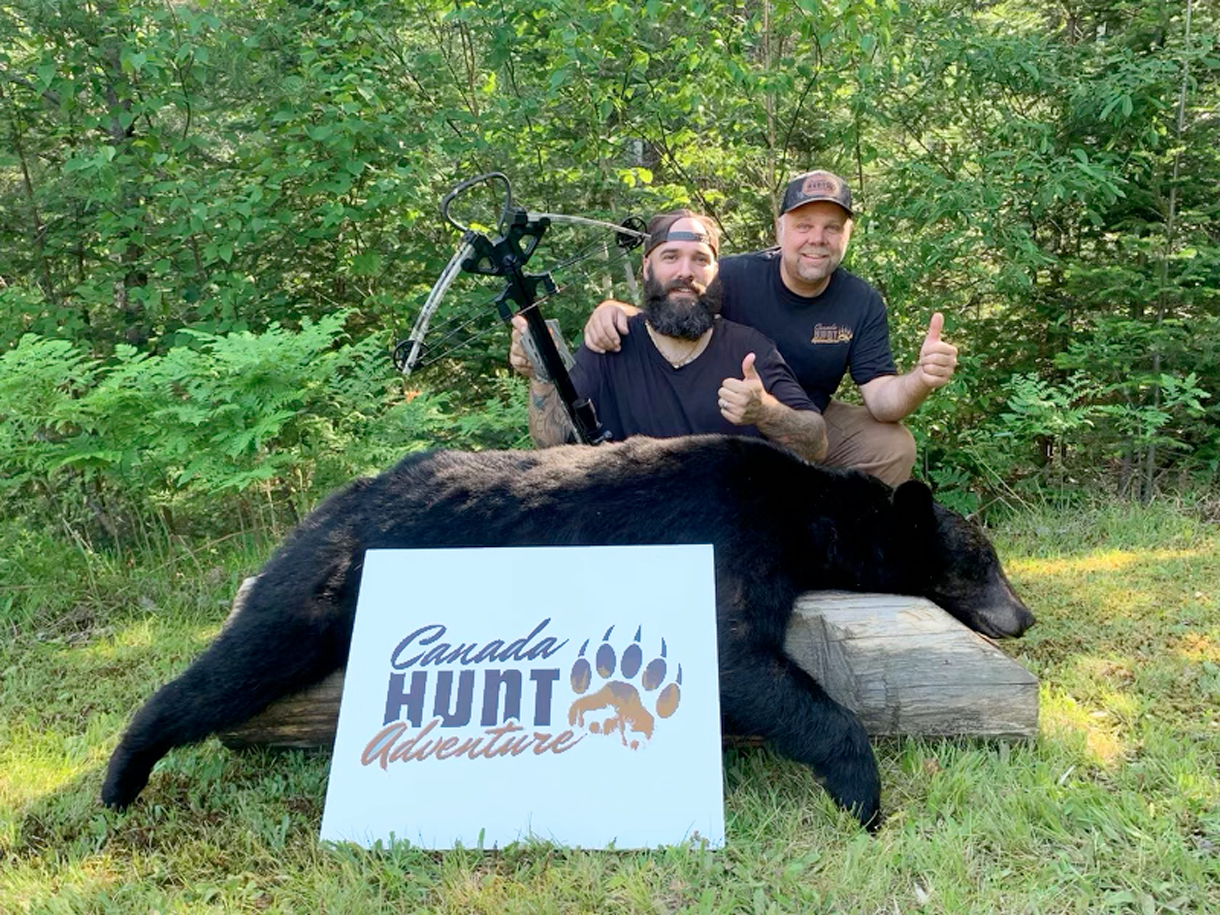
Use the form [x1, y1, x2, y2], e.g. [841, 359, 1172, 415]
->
[583, 171, 958, 486]
[509, 211, 828, 463]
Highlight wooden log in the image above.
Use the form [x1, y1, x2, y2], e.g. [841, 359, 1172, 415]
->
[787, 591, 1038, 738]
[218, 577, 342, 750]
[219, 670, 345, 750]
[217, 590, 1038, 750]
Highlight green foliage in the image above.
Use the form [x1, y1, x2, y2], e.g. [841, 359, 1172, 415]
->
[2, 0, 1218, 503]
[0, 316, 527, 542]
[859, 0, 1220, 501]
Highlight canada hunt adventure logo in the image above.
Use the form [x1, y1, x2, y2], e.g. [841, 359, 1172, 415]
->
[811, 323, 854, 344]
[360, 619, 682, 768]
[320, 546, 723, 849]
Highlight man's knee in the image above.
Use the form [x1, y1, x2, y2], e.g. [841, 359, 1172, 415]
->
[822, 402, 916, 487]
[874, 422, 916, 487]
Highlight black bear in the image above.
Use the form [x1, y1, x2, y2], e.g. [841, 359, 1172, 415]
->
[102, 435, 1035, 828]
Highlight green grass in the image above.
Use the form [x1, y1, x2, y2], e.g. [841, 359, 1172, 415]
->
[1, 501, 1218, 913]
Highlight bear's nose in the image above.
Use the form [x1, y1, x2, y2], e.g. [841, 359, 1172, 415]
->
[1014, 605, 1037, 635]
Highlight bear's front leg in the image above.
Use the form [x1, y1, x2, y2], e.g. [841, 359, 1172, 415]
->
[719, 642, 881, 830]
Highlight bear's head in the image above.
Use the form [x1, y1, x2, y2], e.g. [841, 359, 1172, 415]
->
[893, 480, 1036, 639]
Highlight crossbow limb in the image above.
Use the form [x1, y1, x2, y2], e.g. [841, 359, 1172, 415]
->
[394, 173, 647, 446]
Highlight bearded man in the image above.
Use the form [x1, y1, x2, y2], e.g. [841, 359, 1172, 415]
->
[509, 210, 827, 462]
[584, 172, 960, 486]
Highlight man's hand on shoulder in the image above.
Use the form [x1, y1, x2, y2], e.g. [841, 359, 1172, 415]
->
[584, 299, 640, 353]
[916, 312, 958, 390]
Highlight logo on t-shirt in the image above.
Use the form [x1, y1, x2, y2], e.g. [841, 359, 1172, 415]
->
[811, 324, 853, 344]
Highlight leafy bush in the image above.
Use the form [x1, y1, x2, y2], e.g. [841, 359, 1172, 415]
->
[0, 315, 527, 543]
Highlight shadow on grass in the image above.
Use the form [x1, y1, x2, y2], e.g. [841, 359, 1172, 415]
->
[5, 741, 332, 864]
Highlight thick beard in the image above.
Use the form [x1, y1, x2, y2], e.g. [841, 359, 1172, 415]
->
[642, 274, 723, 341]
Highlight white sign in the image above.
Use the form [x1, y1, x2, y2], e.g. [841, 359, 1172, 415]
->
[319, 545, 725, 849]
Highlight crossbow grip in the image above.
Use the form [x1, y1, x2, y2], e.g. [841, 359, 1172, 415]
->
[512, 299, 609, 445]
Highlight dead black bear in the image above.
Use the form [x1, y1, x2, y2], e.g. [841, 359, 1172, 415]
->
[102, 435, 1034, 828]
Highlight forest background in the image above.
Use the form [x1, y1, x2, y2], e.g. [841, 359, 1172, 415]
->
[2, 0, 1218, 542]
[3, 3, 1220, 910]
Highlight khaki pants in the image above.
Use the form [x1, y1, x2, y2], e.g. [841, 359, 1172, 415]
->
[820, 401, 916, 487]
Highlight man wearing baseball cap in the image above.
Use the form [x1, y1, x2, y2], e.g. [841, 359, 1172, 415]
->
[585, 171, 958, 486]
[509, 209, 827, 461]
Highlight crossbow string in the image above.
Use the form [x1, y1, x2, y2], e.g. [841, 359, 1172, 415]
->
[394, 172, 647, 445]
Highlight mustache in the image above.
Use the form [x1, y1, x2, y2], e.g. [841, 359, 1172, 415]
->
[661, 278, 704, 295]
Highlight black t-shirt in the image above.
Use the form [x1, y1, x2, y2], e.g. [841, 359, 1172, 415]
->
[718, 249, 897, 410]
[570, 313, 817, 442]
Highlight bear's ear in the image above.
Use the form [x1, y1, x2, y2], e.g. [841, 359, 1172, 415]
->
[893, 479, 936, 535]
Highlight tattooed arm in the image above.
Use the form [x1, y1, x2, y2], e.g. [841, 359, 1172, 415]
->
[525, 379, 576, 447]
[718, 352, 828, 463]
[509, 316, 576, 447]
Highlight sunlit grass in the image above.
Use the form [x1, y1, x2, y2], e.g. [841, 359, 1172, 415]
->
[2, 503, 1218, 913]
[1014, 544, 1218, 573]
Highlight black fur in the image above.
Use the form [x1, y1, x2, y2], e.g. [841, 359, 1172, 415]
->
[102, 435, 1035, 828]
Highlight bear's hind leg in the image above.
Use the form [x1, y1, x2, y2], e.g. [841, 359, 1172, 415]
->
[720, 645, 881, 829]
[101, 602, 349, 810]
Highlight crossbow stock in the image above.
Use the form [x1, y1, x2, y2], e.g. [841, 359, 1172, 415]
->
[394, 172, 647, 445]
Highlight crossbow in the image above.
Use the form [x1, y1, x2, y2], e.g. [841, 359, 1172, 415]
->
[393, 172, 647, 445]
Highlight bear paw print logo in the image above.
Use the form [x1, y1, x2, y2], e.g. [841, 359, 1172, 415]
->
[567, 626, 681, 750]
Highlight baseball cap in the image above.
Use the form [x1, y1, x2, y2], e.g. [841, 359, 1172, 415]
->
[644, 210, 720, 258]
[779, 170, 854, 217]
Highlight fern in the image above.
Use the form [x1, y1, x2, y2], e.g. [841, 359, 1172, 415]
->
[0, 313, 536, 543]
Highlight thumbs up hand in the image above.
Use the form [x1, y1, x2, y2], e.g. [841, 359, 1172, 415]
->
[719, 353, 774, 425]
[740, 352, 761, 383]
[917, 312, 958, 390]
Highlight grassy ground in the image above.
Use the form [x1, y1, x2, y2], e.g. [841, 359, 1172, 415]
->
[1, 500, 1218, 914]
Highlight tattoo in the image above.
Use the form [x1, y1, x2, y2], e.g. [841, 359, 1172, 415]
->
[527, 381, 577, 447]
[755, 407, 828, 463]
